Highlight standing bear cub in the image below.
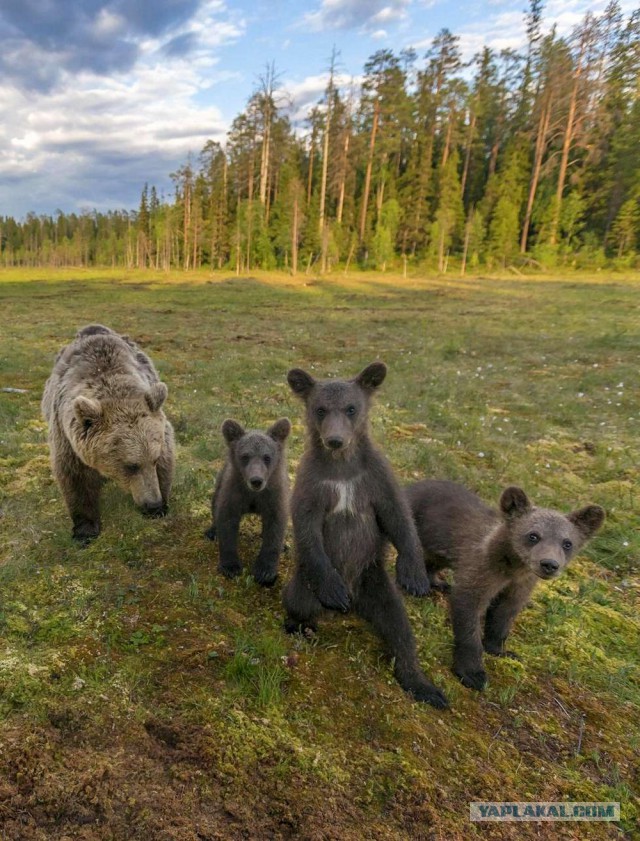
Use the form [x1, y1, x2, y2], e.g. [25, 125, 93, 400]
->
[405, 480, 605, 690]
[205, 418, 291, 586]
[42, 324, 175, 542]
[284, 362, 447, 709]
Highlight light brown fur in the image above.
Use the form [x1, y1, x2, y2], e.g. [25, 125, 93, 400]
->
[42, 324, 175, 541]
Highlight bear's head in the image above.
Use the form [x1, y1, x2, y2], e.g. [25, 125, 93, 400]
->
[71, 383, 168, 515]
[499, 486, 605, 580]
[287, 362, 386, 455]
[222, 418, 290, 492]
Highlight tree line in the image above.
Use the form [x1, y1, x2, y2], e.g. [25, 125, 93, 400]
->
[2, 1, 639, 274]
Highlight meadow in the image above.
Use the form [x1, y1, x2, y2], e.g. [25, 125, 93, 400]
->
[0, 267, 638, 840]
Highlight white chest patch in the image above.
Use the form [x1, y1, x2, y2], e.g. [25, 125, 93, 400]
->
[325, 479, 359, 516]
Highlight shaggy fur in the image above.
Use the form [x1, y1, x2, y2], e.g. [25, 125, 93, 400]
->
[283, 363, 447, 709]
[42, 324, 175, 541]
[405, 479, 605, 690]
[205, 418, 291, 586]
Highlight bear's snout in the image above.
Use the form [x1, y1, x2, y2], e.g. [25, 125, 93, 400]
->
[249, 476, 265, 491]
[539, 558, 560, 577]
[142, 501, 166, 518]
[325, 436, 344, 450]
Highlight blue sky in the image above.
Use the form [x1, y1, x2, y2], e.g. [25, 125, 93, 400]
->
[0, 0, 632, 219]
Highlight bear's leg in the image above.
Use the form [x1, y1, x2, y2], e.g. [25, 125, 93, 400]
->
[283, 569, 322, 635]
[353, 562, 448, 709]
[483, 578, 535, 658]
[253, 507, 286, 587]
[215, 508, 243, 578]
[450, 582, 502, 690]
[55, 454, 102, 543]
[155, 427, 174, 515]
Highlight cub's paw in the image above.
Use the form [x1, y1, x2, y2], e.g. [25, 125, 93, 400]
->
[454, 666, 487, 691]
[404, 679, 449, 709]
[218, 557, 242, 579]
[429, 576, 451, 595]
[396, 561, 431, 597]
[253, 567, 278, 588]
[315, 570, 350, 612]
[204, 525, 217, 541]
[284, 619, 317, 637]
[485, 647, 521, 661]
[253, 551, 279, 587]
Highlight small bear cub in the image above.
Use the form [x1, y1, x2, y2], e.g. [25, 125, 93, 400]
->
[284, 362, 447, 709]
[405, 479, 605, 691]
[206, 418, 291, 586]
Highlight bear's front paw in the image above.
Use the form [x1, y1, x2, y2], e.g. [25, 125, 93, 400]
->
[72, 520, 100, 544]
[396, 558, 431, 597]
[454, 665, 487, 691]
[253, 551, 279, 587]
[284, 619, 317, 636]
[315, 570, 350, 612]
[398, 671, 450, 709]
[204, 524, 217, 541]
[429, 575, 451, 595]
[485, 645, 521, 661]
[218, 556, 242, 579]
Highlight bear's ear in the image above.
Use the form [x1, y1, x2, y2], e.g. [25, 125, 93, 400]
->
[74, 396, 101, 430]
[268, 417, 291, 442]
[287, 368, 315, 398]
[222, 419, 245, 444]
[146, 382, 168, 412]
[354, 361, 387, 391]
[500, 486, 532, 518]
[567, 504, 605, 539]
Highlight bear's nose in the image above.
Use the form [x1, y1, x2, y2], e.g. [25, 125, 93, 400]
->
[250, 477, 265, 490]
[540, 559, 559, 576]
[143, 502, 165, 518]
[326, 437, 344, 450]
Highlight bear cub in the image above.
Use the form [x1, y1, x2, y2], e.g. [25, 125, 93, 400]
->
[205, 418, 291, 586]
[284, 362, 447, 709]
[405, 479, 605, 690]
[42, 324, 175, 542]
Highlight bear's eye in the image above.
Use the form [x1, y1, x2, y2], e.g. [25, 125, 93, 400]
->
[527, 532, 540, 544]
[240, 454, 250, 466]
[124, 464, 141, 476]
[562, 539, 573, 551]
[316, 407, 327, 419]
[263, 455, 272, 465]
[345, 405, 357, 417]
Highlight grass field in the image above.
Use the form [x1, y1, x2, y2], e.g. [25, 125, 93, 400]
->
[0, 267, 638, 840]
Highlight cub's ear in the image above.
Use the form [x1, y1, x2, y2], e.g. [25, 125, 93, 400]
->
[222, 419, 245, 444]
[355, 361, 387, 391]
[287, 368, 315, 398]
[500, 486, 532, 518]
[74, 396, 101, 430]
[146, 382, 168, 412]
[268, 417, 291, 442]
[567, 505, 605, 539]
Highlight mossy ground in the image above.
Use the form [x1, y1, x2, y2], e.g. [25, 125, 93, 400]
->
[0, 267, 638, 840]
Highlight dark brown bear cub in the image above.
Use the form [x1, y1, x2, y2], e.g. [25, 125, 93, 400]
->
[206, 418, 291, 586]
[405, 480, 605, 691]
[284, 362, 448, 709]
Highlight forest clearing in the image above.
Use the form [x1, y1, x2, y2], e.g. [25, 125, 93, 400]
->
[0, 268, 638, 839]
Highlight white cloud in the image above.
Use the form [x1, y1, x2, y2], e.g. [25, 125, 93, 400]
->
[0, 0, 244, 217]
[302, 0, 411, 33]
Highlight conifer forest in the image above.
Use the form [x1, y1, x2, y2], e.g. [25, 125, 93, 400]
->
[2, 1, 639, 274]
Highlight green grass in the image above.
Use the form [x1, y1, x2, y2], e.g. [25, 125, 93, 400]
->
[0, 267, 638, 839]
